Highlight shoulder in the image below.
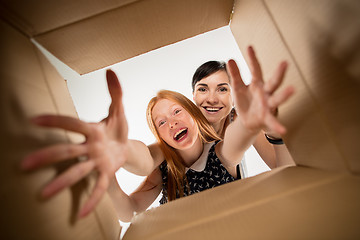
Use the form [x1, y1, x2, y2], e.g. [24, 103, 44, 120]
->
[148, 142, 165, 167]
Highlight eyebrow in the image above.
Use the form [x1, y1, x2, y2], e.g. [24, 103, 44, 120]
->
[154, 113, 164, 124]
[195, 83, 230, 87]
[154, 116, 160, 124]
[153, 103, 178, 124]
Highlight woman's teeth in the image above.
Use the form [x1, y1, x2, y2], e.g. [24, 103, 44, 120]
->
[204, 107, 222, 112]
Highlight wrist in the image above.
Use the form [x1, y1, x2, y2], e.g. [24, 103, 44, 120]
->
[265, 133, 284, 145]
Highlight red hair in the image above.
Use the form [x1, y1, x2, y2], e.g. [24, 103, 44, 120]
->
[146, 90, 220, 201]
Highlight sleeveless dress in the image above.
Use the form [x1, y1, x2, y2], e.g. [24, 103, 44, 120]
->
[159, 141, 240, 204]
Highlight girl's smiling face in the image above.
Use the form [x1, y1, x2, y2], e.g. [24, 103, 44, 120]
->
[193, 70, 233, 125]
[152, 99, 199, 150]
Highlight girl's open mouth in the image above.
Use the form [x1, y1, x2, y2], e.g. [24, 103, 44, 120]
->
[173, 128, 188, 141]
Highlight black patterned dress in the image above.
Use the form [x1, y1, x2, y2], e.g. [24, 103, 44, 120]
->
[159, 141, 241, 204]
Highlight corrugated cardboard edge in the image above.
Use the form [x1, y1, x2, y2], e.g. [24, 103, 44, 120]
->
[33, 0, 234, 74]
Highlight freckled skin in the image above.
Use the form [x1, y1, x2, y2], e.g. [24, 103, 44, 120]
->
[152, 99, 199, 150]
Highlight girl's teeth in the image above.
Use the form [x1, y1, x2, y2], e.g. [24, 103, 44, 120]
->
[174, 128, 187, 140]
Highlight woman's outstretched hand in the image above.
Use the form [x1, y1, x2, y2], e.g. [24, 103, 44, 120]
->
[21, 70, 128, 218]
[227, 46, 294, 136]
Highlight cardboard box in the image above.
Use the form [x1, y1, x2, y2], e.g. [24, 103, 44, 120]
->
[0, 0, 359, 239]
[125, 166, 360, 239]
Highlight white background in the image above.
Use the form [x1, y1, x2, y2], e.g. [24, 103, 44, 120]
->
[35, 26, 270, 211]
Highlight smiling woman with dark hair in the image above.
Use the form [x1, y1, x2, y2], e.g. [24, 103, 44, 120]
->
[191, 54, 295, 175]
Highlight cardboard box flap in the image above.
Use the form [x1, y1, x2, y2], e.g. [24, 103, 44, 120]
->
[263, 0, 360, 174]
[124, 167, 360, 239]
[0, 0, 139, 37]
[230, 0, 360, 174]
[32, 0, 234, 74]
[0, 19, 120, 239]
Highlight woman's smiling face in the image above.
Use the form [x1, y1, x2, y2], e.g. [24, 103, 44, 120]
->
[193, 70, 233, 125]
[152, 99, 199, 150]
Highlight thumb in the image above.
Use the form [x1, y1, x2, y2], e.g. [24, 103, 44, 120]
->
[106, 69, 124, 117]
[106, 69, 123, 102]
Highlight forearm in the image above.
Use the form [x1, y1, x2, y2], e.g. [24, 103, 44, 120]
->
[253, 133, 277, 169]
[222, 118, 259, 166]
[273, 143, 295, 167]
[122, 140, 157, 176]
[108, 176, 138, 222]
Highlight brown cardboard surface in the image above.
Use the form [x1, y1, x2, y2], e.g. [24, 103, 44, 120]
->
[1, 0, 359, 239]
[124, 166, 360, 239]
[35, 45, 85, 144]
[264, 0, 360, 173]
[0, 19, 120, 239]
[230, 0, 360, 173]
[33, 0, 234, 74]
[0, 0, 139, 36]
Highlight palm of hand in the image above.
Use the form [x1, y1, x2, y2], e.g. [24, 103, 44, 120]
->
[21, 70, 128, 218]
[87, 121, 127, 177]
[234, 81, 270, 133]
[228, 46, 294, 136]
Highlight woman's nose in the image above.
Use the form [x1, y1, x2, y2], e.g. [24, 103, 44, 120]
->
[206, 92, 219, 104]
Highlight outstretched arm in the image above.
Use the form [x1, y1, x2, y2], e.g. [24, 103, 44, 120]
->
[21, 70, 158, 218]
[108, 168, 163, 222]
[245, 47, 295, 168]
[219, 46, 294, 169]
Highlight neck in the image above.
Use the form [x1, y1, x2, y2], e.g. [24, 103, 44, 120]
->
[177, 136, 204, 167]
[212, 117, 227, 138]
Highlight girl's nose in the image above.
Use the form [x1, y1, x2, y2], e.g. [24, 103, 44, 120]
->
[169, 120, 178, 129]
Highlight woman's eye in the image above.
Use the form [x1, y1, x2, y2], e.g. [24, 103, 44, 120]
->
[197, 87, 206, 92]
[219, 87, 228, 92]
[174, 109, 181, 115]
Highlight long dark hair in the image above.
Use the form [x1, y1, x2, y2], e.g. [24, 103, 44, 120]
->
[192, 61, 227, 92]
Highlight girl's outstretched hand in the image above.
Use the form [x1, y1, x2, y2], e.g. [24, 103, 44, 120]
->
[21, 70, 128, 218]
[227, 46, 294, 136]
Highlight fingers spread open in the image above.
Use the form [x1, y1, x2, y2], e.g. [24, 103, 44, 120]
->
[78, 173, 109, 218]
[21, 144, 88, 170]
[268, 86, 295, 109]
[41, 160, 95, 199]
[247, 46, 263, 83]
[227, 59, 246, 91]
[264, 61, 288, 94]
[32, 115, 92, 136]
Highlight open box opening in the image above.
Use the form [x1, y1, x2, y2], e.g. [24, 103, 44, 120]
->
[1, 0, 359, 239]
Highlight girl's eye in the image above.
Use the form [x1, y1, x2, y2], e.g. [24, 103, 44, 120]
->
[158, 120, 165, 127]
[174, 109, 181, 115]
